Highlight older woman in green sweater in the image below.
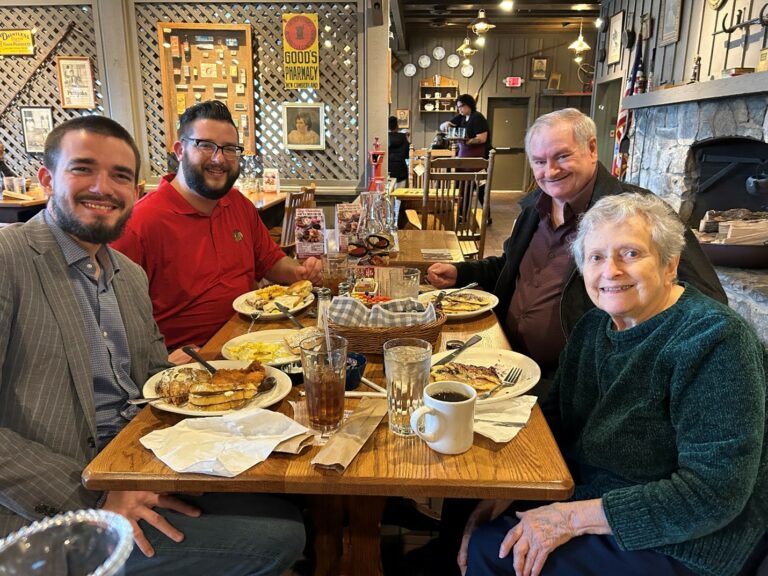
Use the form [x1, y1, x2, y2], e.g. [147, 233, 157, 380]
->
[462, 193, 767, 576]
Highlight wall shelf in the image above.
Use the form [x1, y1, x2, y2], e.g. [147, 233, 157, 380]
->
[623, 71, 768, 110]
[419, 76, 458, 113]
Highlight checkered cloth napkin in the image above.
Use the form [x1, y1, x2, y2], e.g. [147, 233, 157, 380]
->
[327, 297, 436, 327]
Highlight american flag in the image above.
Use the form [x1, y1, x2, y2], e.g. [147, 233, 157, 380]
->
[611, 34, 644, 179]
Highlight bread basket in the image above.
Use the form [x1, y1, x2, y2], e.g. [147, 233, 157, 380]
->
[326, 311, 447, 355]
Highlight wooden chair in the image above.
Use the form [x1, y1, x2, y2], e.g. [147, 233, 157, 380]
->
[408, 146, 454, 190]
[406, 150, 496, 260]
[269, 183, 316, 255]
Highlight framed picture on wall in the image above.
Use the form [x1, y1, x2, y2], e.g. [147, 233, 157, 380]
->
[659, 0, 682, 46]
[547, 72, 562, 91]
[530, 57, 548, 80]
[607, 12, 623, 64]
[20, 107, 53, 154]
[283, 102, 325, 150]
[56, 56, 95, 109]
[395, 109, 410, 129]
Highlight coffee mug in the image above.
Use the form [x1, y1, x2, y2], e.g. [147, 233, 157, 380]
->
[410, 381, 476, 454]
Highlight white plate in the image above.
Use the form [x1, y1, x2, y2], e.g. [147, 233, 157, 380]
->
[430, 349, 540, 403]
[221, 329, 300, 366]
[142, 361, 292, 417]
[232, 290, 315, 320]
[419, 289, 499, 320]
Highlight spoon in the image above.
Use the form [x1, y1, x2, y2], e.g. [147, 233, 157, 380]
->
[182, 346, 217, 374]
[128, 376, 278, 406]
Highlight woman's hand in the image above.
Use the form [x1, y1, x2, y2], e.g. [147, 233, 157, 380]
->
[500, 500, 610, 576]
[458, 499, 512, 575]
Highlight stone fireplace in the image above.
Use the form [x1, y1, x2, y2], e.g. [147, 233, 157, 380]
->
[623, 91, 768, 344]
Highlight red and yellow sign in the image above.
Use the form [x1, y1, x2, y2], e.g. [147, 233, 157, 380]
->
[282, 14, 319, 89]
[0, 29, 34, 56]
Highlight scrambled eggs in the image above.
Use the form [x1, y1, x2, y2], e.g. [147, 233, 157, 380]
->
[226, 341, 293, 363]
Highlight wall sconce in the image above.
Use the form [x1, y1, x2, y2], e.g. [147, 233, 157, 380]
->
[469, 9, 496, 36]
[499, 0, 514, 11]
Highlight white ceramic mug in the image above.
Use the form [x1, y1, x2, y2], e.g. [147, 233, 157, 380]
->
[410, 381, 476, 454]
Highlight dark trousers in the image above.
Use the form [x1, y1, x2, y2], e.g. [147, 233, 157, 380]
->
[465, 515, 697, 576]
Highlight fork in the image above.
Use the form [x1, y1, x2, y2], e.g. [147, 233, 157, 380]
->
[247, 311, 262, 333]
[479, 366, 523, 400]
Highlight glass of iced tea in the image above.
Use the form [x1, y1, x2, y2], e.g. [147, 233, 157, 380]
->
[300, 334, 348, 434]
[322, 252, 349, 296]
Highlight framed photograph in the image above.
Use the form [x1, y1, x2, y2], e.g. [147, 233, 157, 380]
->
[547, 72, 561, 91]
[530, 57, 548, 80]
[395, 109, 410, 129]
[640, 13, 653, 39]
[20, 107, 53, 154]
[607, 12, 623, 64]
[56, 56, 95, 109]
[282, 102, 325, 150]
[659, 0, 682, 46]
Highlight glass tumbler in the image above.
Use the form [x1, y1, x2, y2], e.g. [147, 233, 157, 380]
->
[300, 334, 348, 434]
[383, 338, 432, 436]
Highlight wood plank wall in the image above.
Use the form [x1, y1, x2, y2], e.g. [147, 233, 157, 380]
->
[390, 30, 597, 150]
[595, 0, 768, 89]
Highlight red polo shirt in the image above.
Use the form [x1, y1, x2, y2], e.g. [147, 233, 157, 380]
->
[112, 175, 285, 349]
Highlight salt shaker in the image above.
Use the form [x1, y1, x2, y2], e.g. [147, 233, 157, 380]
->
[316, 287, 332, 330]
[337, 282, 351, 297]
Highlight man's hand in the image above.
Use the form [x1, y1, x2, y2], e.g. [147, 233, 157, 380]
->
[297, 256, 323, 285]
[458, 499, 512, 575]
[427, 263, 458, 289]
[103, 490, 201, 557]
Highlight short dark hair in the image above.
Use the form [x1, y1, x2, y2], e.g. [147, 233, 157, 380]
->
[456, 94, 477, 113]
[295, 111, 313, 130]
[178, 100, 238, 140]
[389, 116, 398, 131]
[43, 116, 141, 184]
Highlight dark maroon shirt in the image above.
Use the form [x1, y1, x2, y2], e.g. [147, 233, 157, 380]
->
[506, 178, 595, 372]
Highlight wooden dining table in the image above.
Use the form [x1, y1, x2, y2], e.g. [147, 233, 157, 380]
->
[83, 308, 573, 575]
[0, 197, 47, 223]
[389, 229, 464, 272]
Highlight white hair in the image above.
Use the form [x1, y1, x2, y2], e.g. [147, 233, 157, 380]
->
[571, 193, 686, 273]
[524, 108, 596, 159]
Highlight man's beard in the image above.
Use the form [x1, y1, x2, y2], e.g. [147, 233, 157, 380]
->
[181, 152, 239, 200]
[50, 194, 132, 245]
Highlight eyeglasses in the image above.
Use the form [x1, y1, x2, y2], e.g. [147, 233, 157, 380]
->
[181, 138, 244, 159]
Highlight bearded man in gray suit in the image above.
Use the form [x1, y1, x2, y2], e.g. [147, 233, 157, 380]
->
[0, 116, 305, 575]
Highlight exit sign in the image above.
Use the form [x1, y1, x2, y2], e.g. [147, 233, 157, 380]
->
[504, 76, 523, 87]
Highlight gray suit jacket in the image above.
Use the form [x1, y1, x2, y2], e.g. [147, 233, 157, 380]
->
[0, 211, 170, 536]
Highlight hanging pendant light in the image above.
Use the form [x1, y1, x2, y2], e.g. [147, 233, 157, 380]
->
[457, 37, 478, 58]
[470, 9, 496, 36]
[568, 18, 591, 54]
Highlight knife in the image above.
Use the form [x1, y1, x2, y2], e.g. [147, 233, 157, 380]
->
[274, 301, 305, 329]
[432, 334, 482, 366]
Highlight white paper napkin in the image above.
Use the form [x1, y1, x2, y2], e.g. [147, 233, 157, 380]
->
[474, 395, 537, 443]
[140, 406, 310, 477]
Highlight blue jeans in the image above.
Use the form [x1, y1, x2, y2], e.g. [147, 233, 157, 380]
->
[124, 493, 305, 576]
[466, 515, 696, 576]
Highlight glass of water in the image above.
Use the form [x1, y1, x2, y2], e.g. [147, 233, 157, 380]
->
[383, 338, 432, 436]
[389, 268, 421, 300]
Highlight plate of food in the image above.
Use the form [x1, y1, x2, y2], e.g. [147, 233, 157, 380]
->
[142, 360, 292, 417]
[221, 327, 323, 365]
[430, 349, 540, 403]
[233, 280, 315, 319]
[419, 289, 499, 320]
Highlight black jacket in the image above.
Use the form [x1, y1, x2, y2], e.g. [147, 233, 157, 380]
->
[388, 132, 410, 182]
[455, 163, 727, 348]
[0, 161, 14, 177]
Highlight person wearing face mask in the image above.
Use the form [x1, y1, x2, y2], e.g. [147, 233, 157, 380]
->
[112, 101, 322, 350]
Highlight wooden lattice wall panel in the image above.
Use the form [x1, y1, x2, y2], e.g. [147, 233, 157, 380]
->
[0, 4, 102, 178]
[134, 2, 359, 181]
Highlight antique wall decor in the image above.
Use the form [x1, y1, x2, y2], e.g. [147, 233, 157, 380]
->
[20, 106, 53, 154]
[607, 12, 623, 64]
[660, 0, 682, 46]
[156, 22, 255, 153]
[56, 56, 95, 109]
[283, 102, 325, 150]
[395, 109, 410, 129]
[282, 14, 320, 89]
[530, 57, 548, 80]
[0, 29, 34, 55]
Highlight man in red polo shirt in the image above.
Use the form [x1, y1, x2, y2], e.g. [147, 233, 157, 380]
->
[112, 101, 321, 349]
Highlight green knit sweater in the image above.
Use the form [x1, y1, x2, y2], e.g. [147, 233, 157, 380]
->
[542, 285, 768, 576]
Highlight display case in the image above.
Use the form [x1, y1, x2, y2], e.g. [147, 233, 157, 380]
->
[419, 76, 458, 113]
